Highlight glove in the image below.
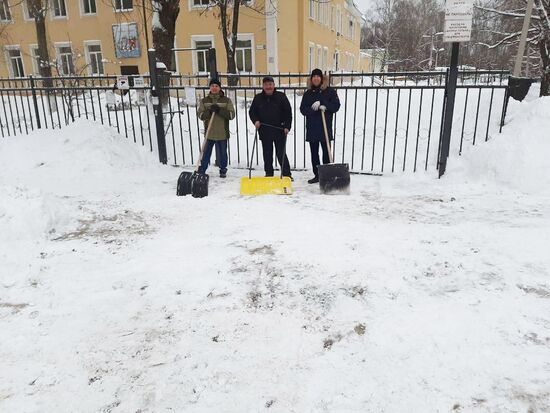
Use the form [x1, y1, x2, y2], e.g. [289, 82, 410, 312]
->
[311, 101, 321, 111]
[319, 105, 327, 112]
[210, 104, 220, 114]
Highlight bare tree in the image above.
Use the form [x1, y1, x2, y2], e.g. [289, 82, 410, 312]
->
[151, 0, 180, 70]
[26, 0, 54, 83]
[201, 0, 267, 85]
[475, 0, 550, 96]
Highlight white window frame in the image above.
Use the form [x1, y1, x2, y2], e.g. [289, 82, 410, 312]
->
[191, 34, 214, 74]
[330, 6, 335, 31]
[333, 49, 339, 71]
[323, 47, 328, 72]
[22, 0, 34, 21]
[336, 6, 341, 35]
[0, 0, 11, 22]
[5, 45, 25, 78]
[29, 44, 41, 75]
[189, 0, 211, 10]
[84, 40, 104, 76]
[316, 45, 322, 70]
[234, 33, 255, 74]
[308, 0, 315, 20]
[50, 0, 68, 19]
[55, 42, 75, 76]
[308, 42, 315, 73]
[113, 0, 133, 12]
[80, 0, 97, 16]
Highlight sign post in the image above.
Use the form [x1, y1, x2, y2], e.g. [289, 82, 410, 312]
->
[438, 0, 473, 178]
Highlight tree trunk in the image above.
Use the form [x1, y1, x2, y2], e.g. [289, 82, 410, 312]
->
[219, 0, 240, 86]
[539, 32, 550, 96]
[29, 0, 53, 87]
[152, 0, 180, 71]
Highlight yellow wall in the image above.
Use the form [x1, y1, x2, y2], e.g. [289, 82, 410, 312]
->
[0, 1, 150, 77]
[0, 0, 363, 78]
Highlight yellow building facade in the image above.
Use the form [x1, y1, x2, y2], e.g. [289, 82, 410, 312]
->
[0, 0, 363, 78]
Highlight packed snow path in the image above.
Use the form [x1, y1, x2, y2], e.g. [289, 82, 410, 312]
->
[1, 97, 549, 412]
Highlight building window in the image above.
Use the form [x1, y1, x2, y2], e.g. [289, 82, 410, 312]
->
[235, 37, 253, 73]
[0, 0, 11, 22]
[86, 43, 104, 75]
[308, 43, 315, 72]
[52, 0, 67, 17]
[330, 6, 335, 30]
[30, 45, 41, 74]
[308, 0, 314, 20]
[56, 45, 75, 75]
[6, 48, 25, 78]
[192, 38, 213, 73]
[334, 50, 339, 71]
[323, 47, 328, 72]
[349, 19, 354, 39]
[114, 0, 132, 11]
[316, 45, 322, 70]
[82, 0, 96, 14]
[336, 7, 341, 34]
[192, 0, 210, 7]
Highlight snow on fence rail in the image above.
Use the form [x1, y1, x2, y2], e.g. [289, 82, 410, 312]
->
[0, 71, 509, 174]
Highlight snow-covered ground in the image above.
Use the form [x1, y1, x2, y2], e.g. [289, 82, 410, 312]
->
[1, 91, 549, 412]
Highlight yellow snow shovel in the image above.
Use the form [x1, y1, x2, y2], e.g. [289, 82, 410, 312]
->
[240, 129, 293, 196]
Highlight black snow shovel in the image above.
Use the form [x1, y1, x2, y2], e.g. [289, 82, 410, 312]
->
[176, 112, 215, 198]
[317, 109, 350, 194]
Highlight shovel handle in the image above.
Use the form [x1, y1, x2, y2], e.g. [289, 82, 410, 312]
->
[196, 112, 216, 171]
[249, 129, 258, 179]
[320, 109, 334, 164]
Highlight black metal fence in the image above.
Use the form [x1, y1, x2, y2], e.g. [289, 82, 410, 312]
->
[0, 70, 509, 175]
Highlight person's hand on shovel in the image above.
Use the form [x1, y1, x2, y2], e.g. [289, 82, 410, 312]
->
[284, 128, 289, 136]
[319, 105, 327, 112]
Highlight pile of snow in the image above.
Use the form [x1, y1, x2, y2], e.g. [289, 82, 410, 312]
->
[0, 119, 168, 198]
[448, 96, 550, 194]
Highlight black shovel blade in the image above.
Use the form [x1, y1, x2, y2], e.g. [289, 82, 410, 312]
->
[318, 163, 351, 194]
[176, 171, 194, 196]
[191, 173, 209, 198]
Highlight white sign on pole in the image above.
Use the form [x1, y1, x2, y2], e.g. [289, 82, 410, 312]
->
[117, 75, 130, 90]
[444, 0, 474, 43]
[184, 86, 197, 106]
[133, 76, 145, 87]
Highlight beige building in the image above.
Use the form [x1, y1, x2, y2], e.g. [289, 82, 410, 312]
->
[0, 0, 363, 79]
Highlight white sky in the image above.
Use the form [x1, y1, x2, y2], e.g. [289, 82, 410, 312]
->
[353, 0, 375, 15]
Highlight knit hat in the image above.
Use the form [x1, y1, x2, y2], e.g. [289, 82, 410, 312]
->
[209, 78, 221, 87]
[262, 75, 275, 83]
[310, 68, 323, 79]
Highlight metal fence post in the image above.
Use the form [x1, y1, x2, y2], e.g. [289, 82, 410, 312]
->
[207, 48, 218, 80]
[438, 42, 460, 178]
[29, 75, 41, 129]
[148, 49, 168, 164]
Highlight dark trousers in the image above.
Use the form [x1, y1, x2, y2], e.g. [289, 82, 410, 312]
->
[309, 139, 331, 177]
[199, 139, 228, 174]
[261, 137, 291, 177]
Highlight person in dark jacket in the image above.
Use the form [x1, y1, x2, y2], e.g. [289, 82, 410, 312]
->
[248, 76, 292, 178]
[197, 79, 235, 178]
[300, 68, 341, 184]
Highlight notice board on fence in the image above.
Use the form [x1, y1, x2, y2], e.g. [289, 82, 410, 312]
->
[112, 23, 141, 59]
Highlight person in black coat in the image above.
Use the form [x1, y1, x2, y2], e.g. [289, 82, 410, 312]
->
[300, 68, 341, 184]
[248, 76, 292, 178]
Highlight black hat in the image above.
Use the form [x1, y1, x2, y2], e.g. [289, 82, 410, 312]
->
[209, 78, 221, 87]
[310, 68, 323, 79]
[262, 76, 275, 83]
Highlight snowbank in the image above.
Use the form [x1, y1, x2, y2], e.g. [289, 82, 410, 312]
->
[0, 119, 167, 198]
[447, 96, 550, 195]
